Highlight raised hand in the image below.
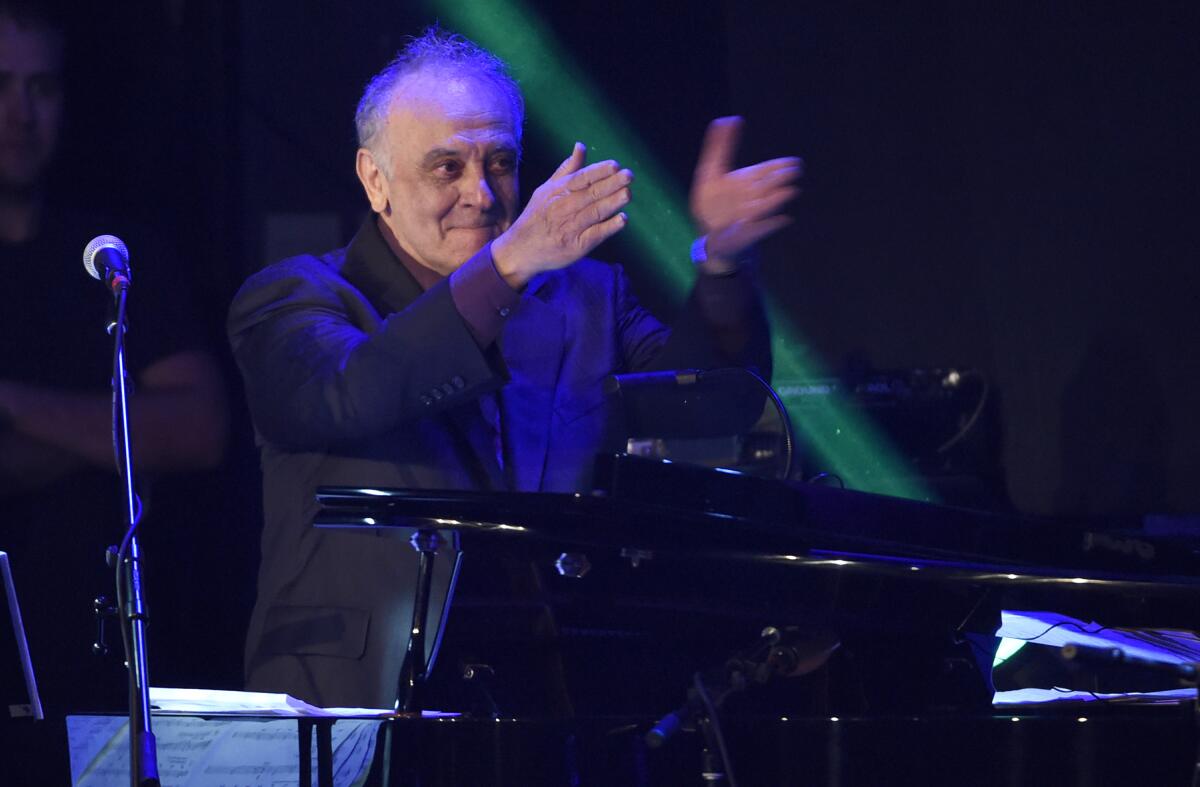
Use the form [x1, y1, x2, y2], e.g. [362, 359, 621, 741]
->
[689, 116, 802, 269]
[492, 142, 633, 288]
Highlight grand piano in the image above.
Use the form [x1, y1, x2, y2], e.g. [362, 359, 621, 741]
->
[316, 453, 1200, 786]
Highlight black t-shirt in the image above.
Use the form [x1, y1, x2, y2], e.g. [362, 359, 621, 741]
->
[0, 210, 199, 387]
[0, 208, 203, 715]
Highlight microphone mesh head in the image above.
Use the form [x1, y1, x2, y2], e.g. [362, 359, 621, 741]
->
[83, 235, 129, 280]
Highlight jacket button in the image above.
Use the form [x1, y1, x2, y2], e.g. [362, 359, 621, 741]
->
[420, 395, 433, 406]
[451, 376, 466, 389]
[430, 388, 444, 400]
[499, 306, 511, 317]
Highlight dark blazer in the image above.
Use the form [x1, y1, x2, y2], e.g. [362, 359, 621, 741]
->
[228, 218, 770, 708]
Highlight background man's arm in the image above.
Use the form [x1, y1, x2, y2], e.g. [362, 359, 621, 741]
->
[0, 349, 228, 482]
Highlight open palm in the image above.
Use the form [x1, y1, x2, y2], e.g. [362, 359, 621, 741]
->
[689, 116, 803, 262]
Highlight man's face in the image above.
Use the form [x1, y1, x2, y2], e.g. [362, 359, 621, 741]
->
[0, 19, 63, 191]
[364, 72, 520, 276]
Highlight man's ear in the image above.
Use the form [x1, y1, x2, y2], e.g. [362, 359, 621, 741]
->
[355, 148, 390, 214]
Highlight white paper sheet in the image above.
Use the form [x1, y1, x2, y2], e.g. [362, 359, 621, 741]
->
[993, 610, 1200, 707]
[996, 610, 1200, 664]
[993, 687, 1195, 706]
[67, 715, 382, 787]
[148, 687, 393, 717]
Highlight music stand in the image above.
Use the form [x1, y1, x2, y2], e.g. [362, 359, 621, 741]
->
[606, 367, 793, 479]
[1, 551, 43, 721]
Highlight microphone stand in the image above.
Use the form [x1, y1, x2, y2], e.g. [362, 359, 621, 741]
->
[646, 627, 841, 785]
[108, 279, 159, 787]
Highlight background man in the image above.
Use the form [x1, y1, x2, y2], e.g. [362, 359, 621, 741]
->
[229, 28, 800, 709]
[0, 0, 228, 724]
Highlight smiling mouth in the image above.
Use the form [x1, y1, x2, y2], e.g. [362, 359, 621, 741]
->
[449, 225, 499, 237]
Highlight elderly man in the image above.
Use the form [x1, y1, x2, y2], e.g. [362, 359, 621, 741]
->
[229, 28, 800, 709]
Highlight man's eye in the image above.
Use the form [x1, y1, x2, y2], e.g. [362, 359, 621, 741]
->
[435, 160, 462, 176]
[489, 157, 515, 174]
[29, 75, 62, 100]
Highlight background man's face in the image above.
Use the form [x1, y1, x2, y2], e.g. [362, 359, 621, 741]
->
[0, 19, 63, 191]
[374, 72, 520, 276]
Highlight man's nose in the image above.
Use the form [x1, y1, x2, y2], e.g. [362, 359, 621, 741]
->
[2, 84, 35, 127]
[463, 173, 496, 211]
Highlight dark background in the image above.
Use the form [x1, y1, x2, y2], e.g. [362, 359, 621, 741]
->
[43, 0, 1199, 685]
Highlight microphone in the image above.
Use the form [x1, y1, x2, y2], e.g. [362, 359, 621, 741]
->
[603, 369, 701, 396]
[82, 235, 131, 293]
[766, 631, 841, 679]
[648, 627, 783, 748]
[645, 694, 699, 749]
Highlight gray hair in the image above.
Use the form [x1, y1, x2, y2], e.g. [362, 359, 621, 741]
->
[355, 26, 525, 174]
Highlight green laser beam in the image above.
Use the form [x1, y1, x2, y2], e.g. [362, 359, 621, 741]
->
[431, 0, 932, 500]
[769, 311, 933, 500]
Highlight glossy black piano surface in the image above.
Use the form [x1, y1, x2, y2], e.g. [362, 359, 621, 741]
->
[317, 453, 1200, 589]
[375, 709, 1197, 787]
[316, 454, 1200, 782]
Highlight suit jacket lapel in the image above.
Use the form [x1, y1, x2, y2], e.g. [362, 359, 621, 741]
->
[339, 217, 424, 318]
[499, 277, 565, 492]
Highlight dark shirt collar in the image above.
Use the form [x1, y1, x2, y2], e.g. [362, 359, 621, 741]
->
[340, 214, 424, 317]
[375, 214, 444, 292]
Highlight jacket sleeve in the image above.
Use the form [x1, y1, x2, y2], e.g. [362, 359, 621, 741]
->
[227, 257, 506, 451]
[618, 264, 772, 380]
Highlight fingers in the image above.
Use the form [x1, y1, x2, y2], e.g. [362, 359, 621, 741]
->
[556, 165, 631, 255]
[558, 163, 632, 226]
[715, 158, 802, 223]
[738, 215, 793, 246]
[553, 142, 588, 178]
[738, 156, 804, 185]
[579, 169, 634, 208]
[577, 211, 629, 252]
[708, 215, 793, 259]
[502, 155, 631, 278]
[584, 181, 633, 225]
[693, 116, 744, 180]
[566, 160, 628, 193]
[740, 185, 801, 223]
[688, 116, 802, 257]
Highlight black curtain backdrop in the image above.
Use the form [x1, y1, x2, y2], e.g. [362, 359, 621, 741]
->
[724, 1, 1199, 515]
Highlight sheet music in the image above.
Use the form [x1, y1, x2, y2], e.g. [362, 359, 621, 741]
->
[997, 610, 1200, 664]
[67, 715, 382, 787]
[149, 686, 393, 717]
[993, 610, 1200, 707]
[993, 687, 1195, 706]
[148, 686, 458, 718]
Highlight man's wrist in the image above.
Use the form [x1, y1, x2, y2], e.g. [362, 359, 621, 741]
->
[449, 244, 523, 348]
[490, 234, 533, 290]
[691, 235, 742, 277]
